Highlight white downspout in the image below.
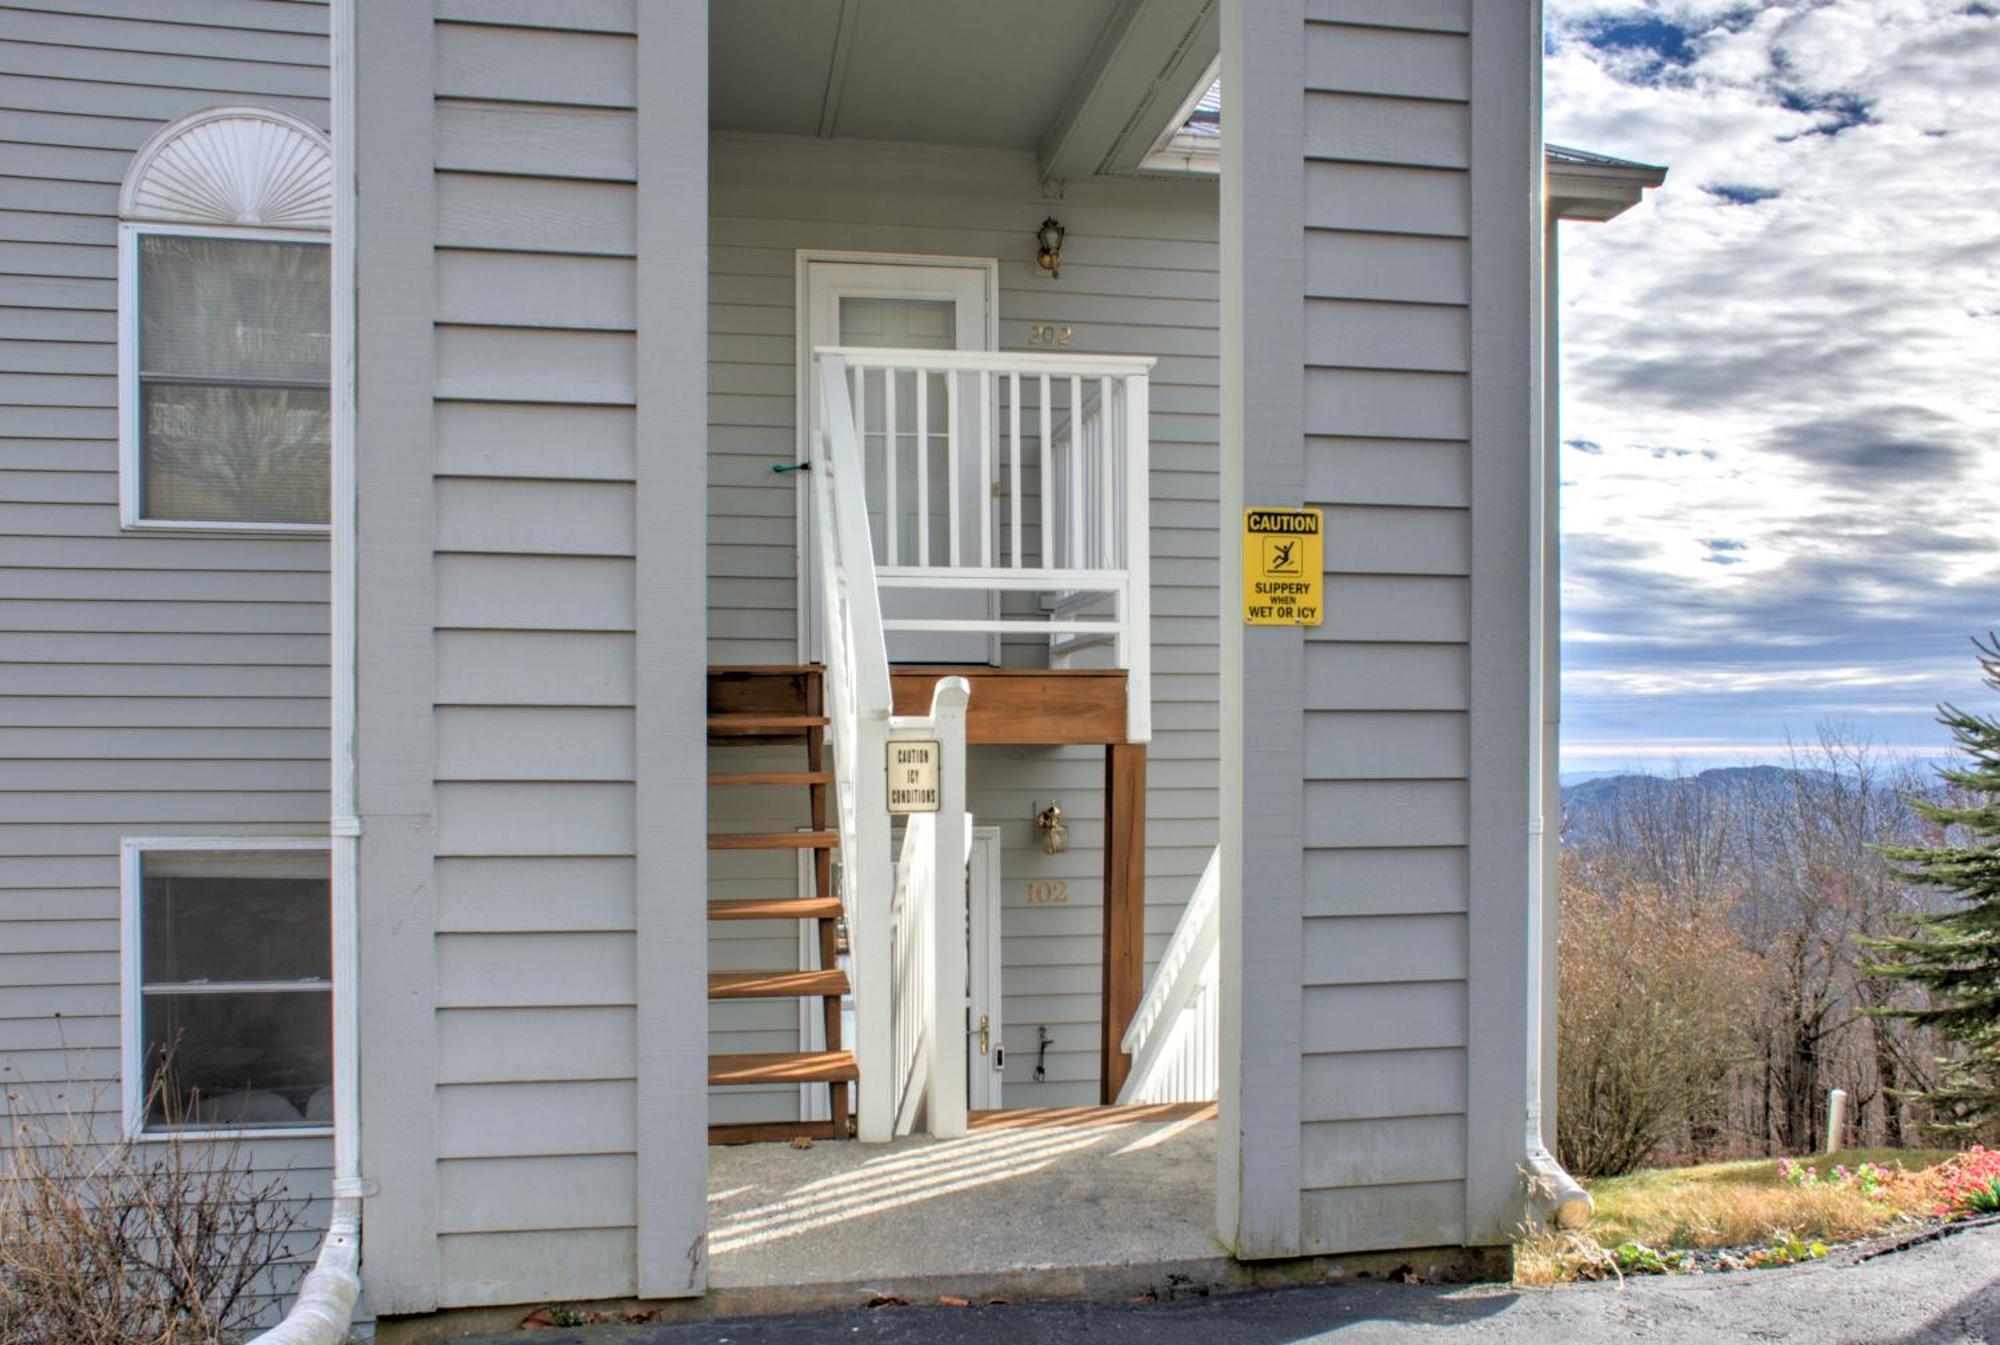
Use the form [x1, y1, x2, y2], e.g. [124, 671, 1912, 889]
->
[253, 0, 363, 1336]
[1523, 210, 1590, 1232]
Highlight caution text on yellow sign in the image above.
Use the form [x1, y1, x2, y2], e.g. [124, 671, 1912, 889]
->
[1242, 507, 1323, 626]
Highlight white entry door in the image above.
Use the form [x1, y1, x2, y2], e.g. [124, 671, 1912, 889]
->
[799, 255, 998, 665]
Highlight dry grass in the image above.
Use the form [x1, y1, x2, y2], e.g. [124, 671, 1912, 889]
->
[1516, 1148, 1957, 1286]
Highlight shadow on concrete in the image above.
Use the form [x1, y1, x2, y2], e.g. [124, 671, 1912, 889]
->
[1876, 1275, 2000, 1345]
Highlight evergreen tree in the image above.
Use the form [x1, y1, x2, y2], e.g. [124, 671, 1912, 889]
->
[1867, 633, 2000, 1138]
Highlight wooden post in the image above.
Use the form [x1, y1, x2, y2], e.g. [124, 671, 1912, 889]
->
[1102, 742, 1147, 1102]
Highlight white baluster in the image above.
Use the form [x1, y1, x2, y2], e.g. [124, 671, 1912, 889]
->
[1098, 375, 1114, 569]
[1008, 371, 1022, 568]
[915, 364, 929, 568]
[978, 371, 992, 569]
[884, 367, 899, 567]
[946, 369, 961, 568]
[1069, 375, 1083, 569]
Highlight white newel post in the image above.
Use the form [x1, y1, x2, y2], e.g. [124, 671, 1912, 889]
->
[851, 708, 894, 1144]
[1123, 373, 1152, 743]
[924, 678, 972, 1138]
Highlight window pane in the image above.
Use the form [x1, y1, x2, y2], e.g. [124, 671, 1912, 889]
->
[139, 235, 329, 383]
[141, 849, 330, 985]
[141, 382, 329, 524]
[142, 990, 332, 1130]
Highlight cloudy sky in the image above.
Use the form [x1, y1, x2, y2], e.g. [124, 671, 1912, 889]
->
[1543, 0, 2000, 773]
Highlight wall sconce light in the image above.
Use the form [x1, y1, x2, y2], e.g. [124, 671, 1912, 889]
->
[1035, 217, 1066, 280]
[1035, 801, 1068, 855]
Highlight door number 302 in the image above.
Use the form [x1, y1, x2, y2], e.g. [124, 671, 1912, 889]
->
[1028, 323, 1075, 348]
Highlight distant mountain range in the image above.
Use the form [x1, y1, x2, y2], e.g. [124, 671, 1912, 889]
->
[1559, 765, 1815, 811]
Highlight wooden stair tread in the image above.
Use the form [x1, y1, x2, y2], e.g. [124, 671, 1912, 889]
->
[707, 713, 828, 732]
[710, 1050, 858, 1086]
[708, 771, 833, 786]
[708, 897, 844, 921]
[710, 1119, 843, 1145]
[708, 830, 838, 850]
[709, 969, 849, 999]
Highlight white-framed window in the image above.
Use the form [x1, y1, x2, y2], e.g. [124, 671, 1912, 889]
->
[120, 837, 333, 1139]
[117, 106, 333, 532]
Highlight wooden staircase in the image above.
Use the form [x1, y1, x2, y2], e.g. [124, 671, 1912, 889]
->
[707, 665, 855, 1143]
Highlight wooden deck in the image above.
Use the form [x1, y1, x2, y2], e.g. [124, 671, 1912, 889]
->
[890, 666, 1128, 745]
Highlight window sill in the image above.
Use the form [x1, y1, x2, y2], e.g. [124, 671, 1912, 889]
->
[120, 517, 332, 536]
[129, 1124, 335, 1144]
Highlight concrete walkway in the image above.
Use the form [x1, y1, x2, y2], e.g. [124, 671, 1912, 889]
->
[706, 1104, 1224, 1299]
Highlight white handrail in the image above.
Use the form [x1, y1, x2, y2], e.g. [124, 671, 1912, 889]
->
[809, 355, 894, 1141]
[1116, 847, 1219, 1105]
[812, 356, 972, 1142]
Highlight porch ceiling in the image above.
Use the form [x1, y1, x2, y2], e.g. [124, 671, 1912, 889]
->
[711, 0, 1217, 178]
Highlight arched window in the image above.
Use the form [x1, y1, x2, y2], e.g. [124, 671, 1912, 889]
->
[118, 106, 332, 530]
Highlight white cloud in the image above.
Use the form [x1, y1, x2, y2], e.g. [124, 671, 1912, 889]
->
[1547, 0, 2000, 767]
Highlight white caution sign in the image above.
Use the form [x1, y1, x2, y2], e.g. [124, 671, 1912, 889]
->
[886, 740, 941, 815]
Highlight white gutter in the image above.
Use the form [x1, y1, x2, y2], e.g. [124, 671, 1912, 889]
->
[253, 0, 364, 1337]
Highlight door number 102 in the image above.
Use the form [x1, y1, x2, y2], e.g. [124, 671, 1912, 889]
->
[1027, 323, 1075, 348]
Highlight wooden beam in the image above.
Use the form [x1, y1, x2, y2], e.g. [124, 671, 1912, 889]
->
[1101, 741, 1147, 1102]
[890, 668, 1126, 745]
[1039, 0, 1220, 183]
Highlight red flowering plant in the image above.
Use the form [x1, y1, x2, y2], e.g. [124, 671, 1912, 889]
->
[1927, 1147, 2000, 1218]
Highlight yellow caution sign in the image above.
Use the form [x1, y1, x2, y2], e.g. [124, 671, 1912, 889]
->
[1242, 507, 1323, 626]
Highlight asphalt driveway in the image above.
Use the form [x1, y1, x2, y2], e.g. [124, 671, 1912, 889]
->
[503, 1223, 1998, 1345]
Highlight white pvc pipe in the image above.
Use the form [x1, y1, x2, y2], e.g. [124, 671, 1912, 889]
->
[252, 0, 363, 1338]
[1825, 1089, 1848, 1154]
[1522, 212, 1592, 1235]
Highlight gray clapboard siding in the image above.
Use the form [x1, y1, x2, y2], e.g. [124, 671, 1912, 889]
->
[1226, 0, 1534, 1260]
[439, 1154, 636, 1233]
[436, 1006, 635, 1082]
[436, 857, 634, 931]
[436, 1080, 635, 1159]
[436, 403, 635, 479]
[436, 1229, 633, 1308]
[436, 631, 634, 703]
[0, 2, 335, 1296]
[434, 0, 635, 33]
[435, 104, 637, 182]
[436, 707, 635, 780]
[435, 174, 636, 256]
[434, 21, 635, 109]
[359, 0, 709, 1307]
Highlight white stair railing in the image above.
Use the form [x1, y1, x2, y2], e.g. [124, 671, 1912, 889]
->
[1116, 847, 1219, 1105]
[812, 354, 971, 1142]
[815, 346, 1153, 742]
[887, 696, 970, 1139]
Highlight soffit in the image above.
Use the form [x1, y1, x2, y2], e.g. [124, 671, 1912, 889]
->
[711, 0, 1126, 151]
